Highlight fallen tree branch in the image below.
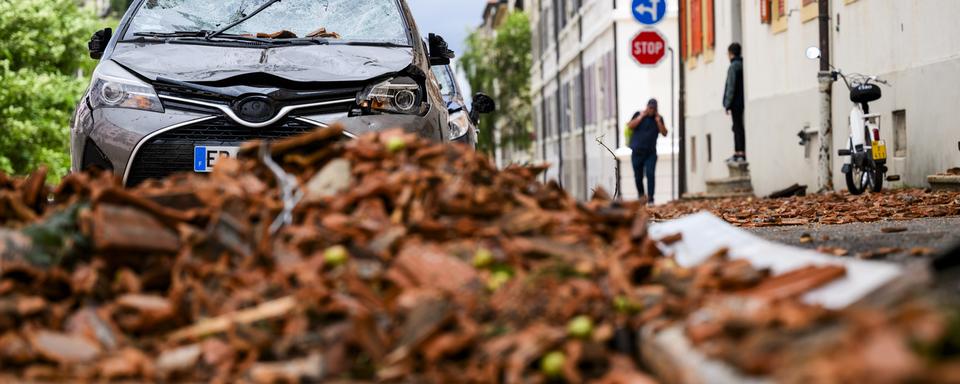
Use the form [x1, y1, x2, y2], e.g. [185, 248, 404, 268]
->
[167, 296, 297, 342]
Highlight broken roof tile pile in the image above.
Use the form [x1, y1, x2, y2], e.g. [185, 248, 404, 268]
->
[0, 126, 957, 382]
[650, 189, 960, 227]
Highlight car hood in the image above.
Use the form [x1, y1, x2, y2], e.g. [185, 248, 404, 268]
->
[110, 42, 414, 83]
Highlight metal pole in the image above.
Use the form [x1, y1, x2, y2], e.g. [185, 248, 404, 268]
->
[817, 0, 834, 192]
[668, 47, 676, 201]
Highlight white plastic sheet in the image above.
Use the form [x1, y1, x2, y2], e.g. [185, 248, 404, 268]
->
[649, 212, 903, 309]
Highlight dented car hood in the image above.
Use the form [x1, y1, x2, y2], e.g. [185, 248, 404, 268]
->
[110, 42, 414, 83]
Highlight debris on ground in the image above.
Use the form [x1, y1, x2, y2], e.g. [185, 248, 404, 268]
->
[0, 126, 958, 382]
[651, 189, 960, 227]
[882, 227, 910, 234]
[768, 184, 807, 199]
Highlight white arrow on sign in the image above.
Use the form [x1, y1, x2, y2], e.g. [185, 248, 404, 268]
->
[635, 0, 663, 22]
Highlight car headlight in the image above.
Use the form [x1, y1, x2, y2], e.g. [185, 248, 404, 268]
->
[89, 61, 164, 113]
[448, 110, 471, 140]
[358, 77, 425, 115]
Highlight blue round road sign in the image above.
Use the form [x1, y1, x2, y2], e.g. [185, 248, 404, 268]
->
[632, 0, 667, 25]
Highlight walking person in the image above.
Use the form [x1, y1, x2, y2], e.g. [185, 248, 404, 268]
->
[626, 99, 668, 205]
[724, 42, 746, 163]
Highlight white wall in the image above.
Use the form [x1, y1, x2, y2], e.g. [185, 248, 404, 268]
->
[740, 0, 822, 195]
[683, 0, 746, 193]
[831, 0, 960, 187]
[684, 0, 960, 196]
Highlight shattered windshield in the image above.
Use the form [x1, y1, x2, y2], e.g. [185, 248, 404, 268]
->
[126, 0, 410, 45]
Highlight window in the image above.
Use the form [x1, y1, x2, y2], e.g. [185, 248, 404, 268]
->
[557, 0, 566, 29]
[691, 136, 698, 173]
[584, 65, 594, 126]
[564, 0, 579, 24]
[533, 102, 542, 144]
[598, 52, 616, 121]
[680, 0, 715, 62]
[607, 52, 615, 120]
[893, 110, 907, 158]
[706, 134, 713, 162]
[574, 72, 584, 129]
[560, 82, 570, 134]
[540, 1, 555, 53]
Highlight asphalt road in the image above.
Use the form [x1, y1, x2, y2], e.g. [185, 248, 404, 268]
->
[747, 217, 960, 263]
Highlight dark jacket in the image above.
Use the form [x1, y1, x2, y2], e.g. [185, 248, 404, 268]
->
[723, 57, 744, 112]
[629, 114, 663, 153]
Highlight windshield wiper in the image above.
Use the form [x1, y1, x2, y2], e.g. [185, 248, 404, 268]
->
[207, 0, 283, 40]
[133, 31, 290, 45]
[338, 41, 411, 48]
[134, 31, 211, 38]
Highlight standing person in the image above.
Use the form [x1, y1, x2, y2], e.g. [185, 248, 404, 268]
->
[724, 42, 746, 163]
[626, 99, 668, 205]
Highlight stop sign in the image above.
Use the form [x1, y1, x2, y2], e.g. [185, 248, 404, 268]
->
[631, 29, 667, 66]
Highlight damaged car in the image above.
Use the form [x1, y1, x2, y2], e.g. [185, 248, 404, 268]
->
[73, 0, 456, 186]
[432, 64, 495, 148]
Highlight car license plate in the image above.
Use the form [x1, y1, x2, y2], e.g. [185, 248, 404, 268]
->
[872, 140, 887, 161]
[194, 146, 240, 173]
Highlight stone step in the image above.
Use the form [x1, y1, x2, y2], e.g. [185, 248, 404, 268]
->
[706, 176, 754, 195]
[928, 174, 960, 192]
[727, 162, 751, 178]
[681, 191, 755, 200]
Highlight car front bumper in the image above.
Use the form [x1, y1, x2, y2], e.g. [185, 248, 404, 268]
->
[72, 103, 445, 186]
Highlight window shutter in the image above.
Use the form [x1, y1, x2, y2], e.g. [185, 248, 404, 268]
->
[691, 0, 702, 56]
[760, 0, 771, 24]
[705, 0, 715, 50]
[680, 0, 688, 59]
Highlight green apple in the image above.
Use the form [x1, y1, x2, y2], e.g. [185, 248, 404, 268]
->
[323, 245, 349, 266]
[386, 137, 406, 153]
[567, 315, 594, 339]
[540, 351, 565, 377]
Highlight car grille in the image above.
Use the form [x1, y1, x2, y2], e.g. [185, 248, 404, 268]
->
[126, 117, 321, 186]
[155, 83, 362, 116]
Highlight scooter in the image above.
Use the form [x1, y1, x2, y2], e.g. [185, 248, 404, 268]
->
[807, 47, 893, 195]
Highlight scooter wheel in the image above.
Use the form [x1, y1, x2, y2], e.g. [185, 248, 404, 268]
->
[871, 169, 885, 193]
[845, 165, 868, 195]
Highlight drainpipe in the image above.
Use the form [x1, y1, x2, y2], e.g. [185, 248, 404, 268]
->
[613, 20, 622, 196]
[677, 7, 687, 196]
[579, 19, 588, 196]
[817, 0, 833, 192]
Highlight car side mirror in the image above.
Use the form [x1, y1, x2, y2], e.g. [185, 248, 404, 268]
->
[472, 93, 495, 114]
[428, 33, 455, 66]
[470, 92, 495, 122]
[89, 28, 112, 60]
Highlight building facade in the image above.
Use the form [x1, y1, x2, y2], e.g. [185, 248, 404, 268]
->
[528, 0, 681, 202]
[681, 0, 960, 196]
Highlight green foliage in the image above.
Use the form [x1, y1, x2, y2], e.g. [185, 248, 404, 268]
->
[0, 0, 99, 74]
[0, 66, 87, 177]
[0, 0, 101, 180]
[461, 11, 533, 156]
[109, 0, 137, 17]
